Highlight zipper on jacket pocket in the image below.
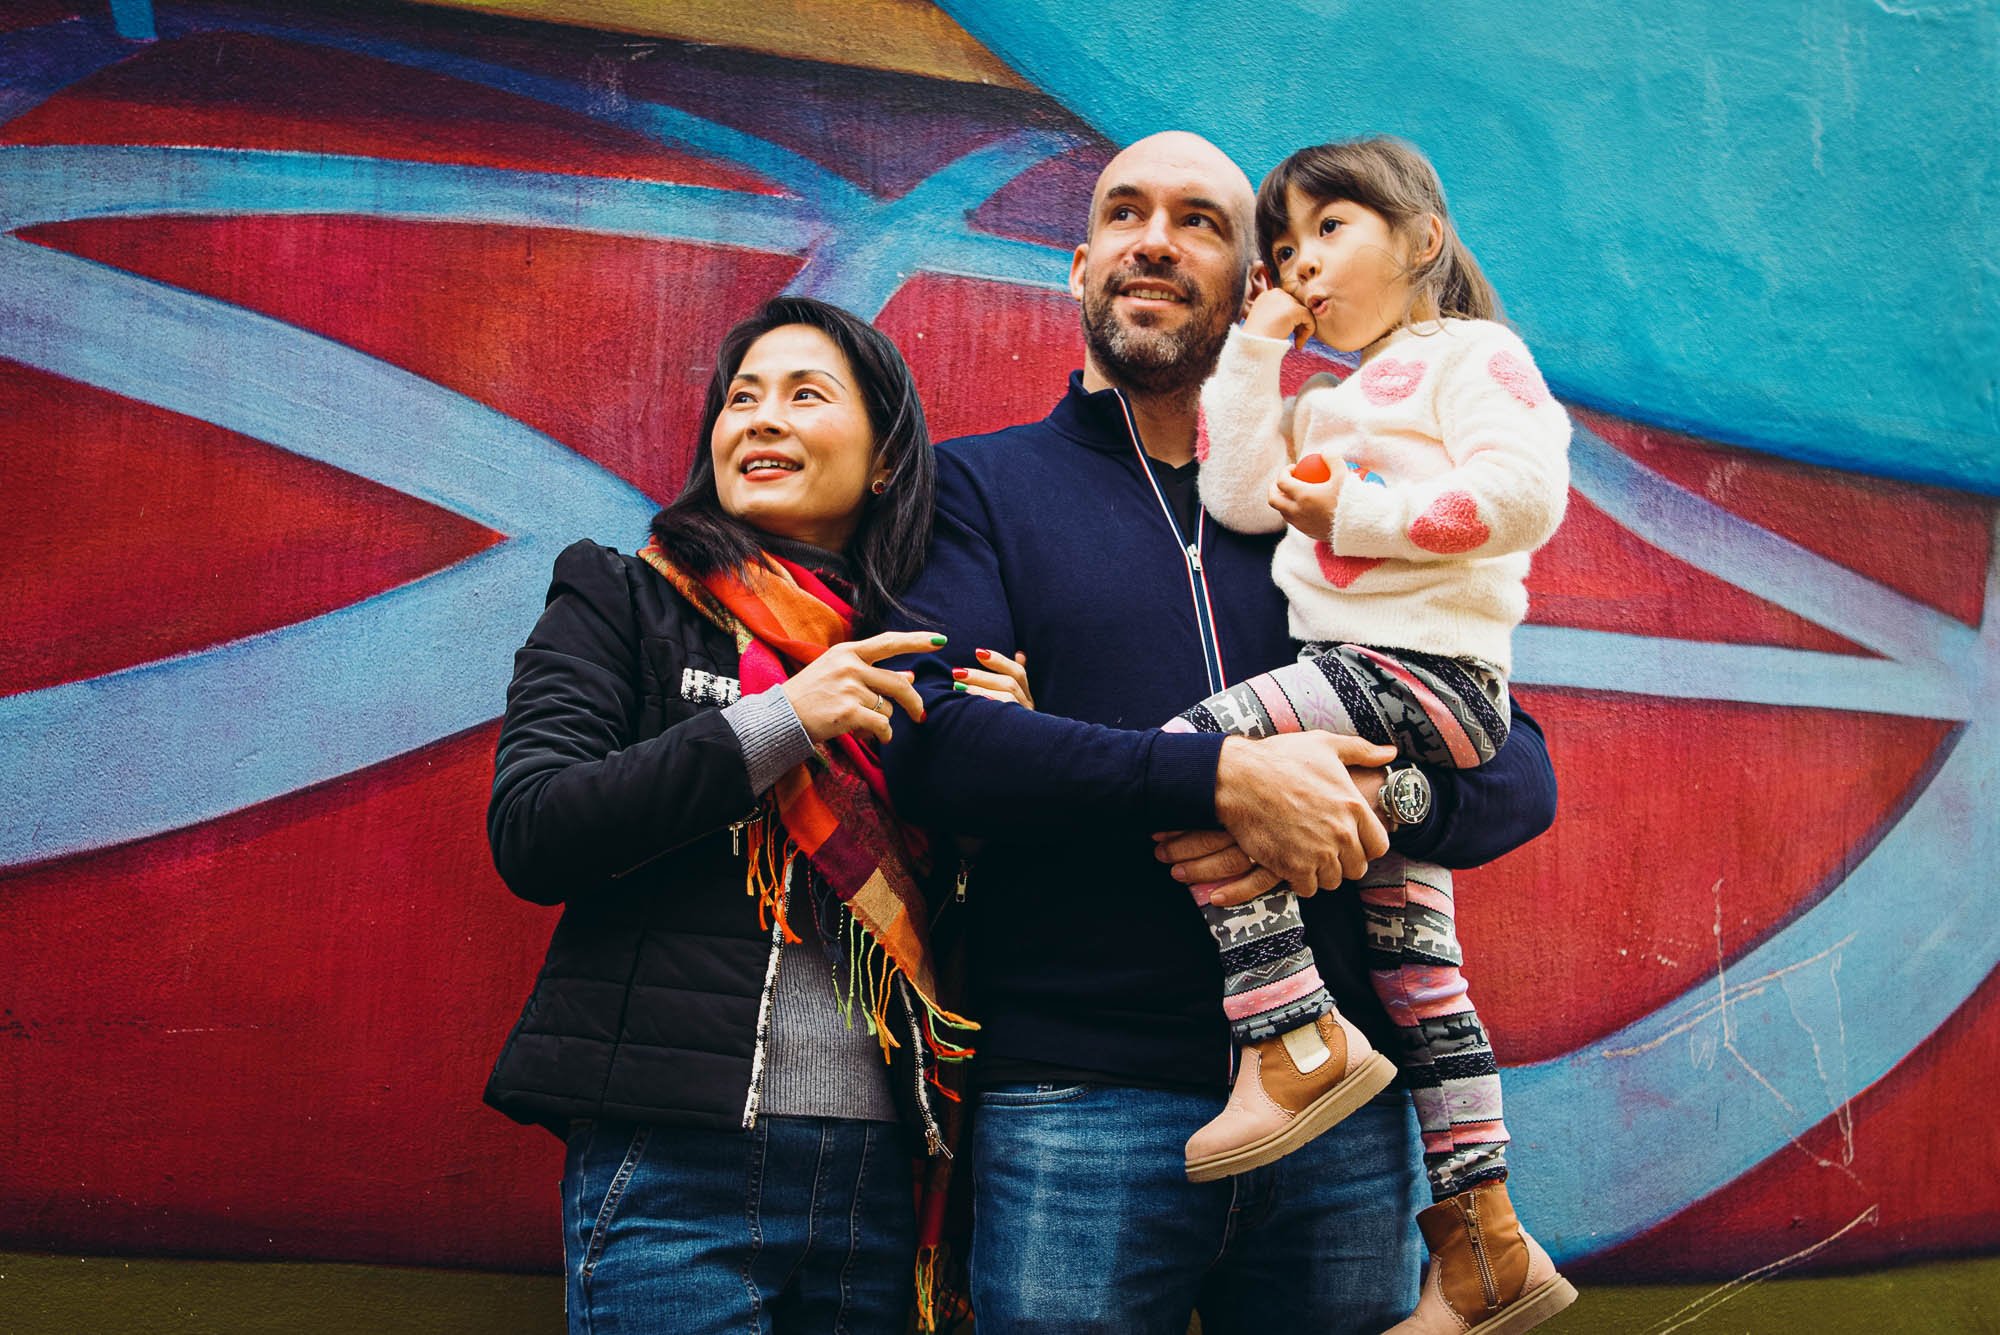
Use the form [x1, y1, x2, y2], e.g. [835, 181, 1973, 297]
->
[611, 806, 761, 880]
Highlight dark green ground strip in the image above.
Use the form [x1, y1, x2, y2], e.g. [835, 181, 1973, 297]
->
[2, 1251, 1993, 1333]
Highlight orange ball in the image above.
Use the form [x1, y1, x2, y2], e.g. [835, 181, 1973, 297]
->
[1291, 452, 1333, 484]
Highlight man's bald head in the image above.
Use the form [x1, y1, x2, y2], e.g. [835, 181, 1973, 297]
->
[1087, 131, 1257, 269]
[1068, 131, 1256, 398]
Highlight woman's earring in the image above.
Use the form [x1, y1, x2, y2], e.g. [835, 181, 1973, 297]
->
[870, 478, 888, 495]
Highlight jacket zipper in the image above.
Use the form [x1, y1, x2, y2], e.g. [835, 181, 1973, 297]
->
[900, 977, 947, 1157]
[954, 857, 971, 904]
[738, 856, 791, 1130]
[1113, 390, 1225, 695]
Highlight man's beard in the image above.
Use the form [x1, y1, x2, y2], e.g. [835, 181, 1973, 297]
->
[1080, 260, 1243, 397]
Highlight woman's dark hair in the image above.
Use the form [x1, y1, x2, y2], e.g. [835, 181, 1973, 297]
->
[1254, 136, 1501, 326]
[648, 296, 935, 631]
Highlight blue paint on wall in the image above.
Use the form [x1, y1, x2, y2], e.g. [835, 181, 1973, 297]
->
[109, 0, 157, 43]
[939, 0, 2000, 495]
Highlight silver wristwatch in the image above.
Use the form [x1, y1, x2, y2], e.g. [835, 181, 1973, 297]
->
[1377, 762, 1432, 831]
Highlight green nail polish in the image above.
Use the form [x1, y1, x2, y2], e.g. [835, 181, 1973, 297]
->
[952, 682, 967, 692]
[930, 635, 948, 646]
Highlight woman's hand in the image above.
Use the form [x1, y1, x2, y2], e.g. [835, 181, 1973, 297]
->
[780, 630, 940, 745]
[953, 649, 1034, 710]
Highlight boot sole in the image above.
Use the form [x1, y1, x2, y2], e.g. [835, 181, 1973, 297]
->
[1466, 1275, 1578, 1334]
[1184, 1051, 1398, 1182]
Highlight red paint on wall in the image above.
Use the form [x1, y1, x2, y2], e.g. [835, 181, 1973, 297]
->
[1529, 492, 1867, 656]
[23, 216, 806, 506]
[1459, 688, 1953, 1063]
[2, 3, 83, 34]
[1, 30, 782, 194]
[1579, 410, 1993, 627]
[876, 273, 1085, 442]
[0, 360, 502, 696]
[0, 724, 562, 1269]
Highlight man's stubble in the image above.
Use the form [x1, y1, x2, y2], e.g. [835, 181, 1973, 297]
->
[1080, 259, 1246, 400]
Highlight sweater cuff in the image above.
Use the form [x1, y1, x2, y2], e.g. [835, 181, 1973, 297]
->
[1143, 730, 1227, 829]
[1330, 472, 1408, 558]
[723, 688, 816, 795]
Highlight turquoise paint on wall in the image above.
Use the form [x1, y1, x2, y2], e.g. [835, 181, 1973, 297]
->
[940, 0, 2000, 495]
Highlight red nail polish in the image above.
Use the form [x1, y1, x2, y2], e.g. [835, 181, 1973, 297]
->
[974, 648, 991, 660]
[952, 668, 968, 680]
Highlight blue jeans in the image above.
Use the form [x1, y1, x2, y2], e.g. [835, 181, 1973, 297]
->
[563, 1115, 915, 1335]
[970, 1084, 1424, 1334]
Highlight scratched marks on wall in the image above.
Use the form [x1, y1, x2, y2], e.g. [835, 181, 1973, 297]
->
[0, 0, 1993, 1298]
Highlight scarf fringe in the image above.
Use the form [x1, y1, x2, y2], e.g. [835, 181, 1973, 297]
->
[914, 1242, 972, 1333]
[817, 879, 979, 1068]
[743, 807, 803, 945]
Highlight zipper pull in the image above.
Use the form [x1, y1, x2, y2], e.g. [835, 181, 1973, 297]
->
[1186, 542, 1203, 572]
[954, 859, 971, 903]
[730, 814, 755, 857]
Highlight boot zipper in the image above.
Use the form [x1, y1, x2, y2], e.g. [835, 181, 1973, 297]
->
[1467, 1194, 1500, 1309]
[1114, 390, 1225, 695]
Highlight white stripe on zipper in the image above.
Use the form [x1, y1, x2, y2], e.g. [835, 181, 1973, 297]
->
[1113, 391, 1226, 695]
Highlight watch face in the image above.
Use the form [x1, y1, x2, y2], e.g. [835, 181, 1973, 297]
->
[1389, 771, 1430, 824]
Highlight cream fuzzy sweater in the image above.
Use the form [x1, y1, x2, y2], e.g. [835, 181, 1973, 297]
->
[1196, 319, 1571, 673]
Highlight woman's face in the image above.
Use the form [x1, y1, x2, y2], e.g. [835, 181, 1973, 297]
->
[710, 324, 884, 552]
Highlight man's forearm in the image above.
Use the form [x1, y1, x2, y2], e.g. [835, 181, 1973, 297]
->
[882, 676, 1224, 836]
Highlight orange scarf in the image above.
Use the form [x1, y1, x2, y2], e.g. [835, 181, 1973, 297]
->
[637, 537, 976, 1071]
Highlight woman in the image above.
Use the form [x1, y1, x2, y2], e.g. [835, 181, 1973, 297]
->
[483, 296, 1024, 1334]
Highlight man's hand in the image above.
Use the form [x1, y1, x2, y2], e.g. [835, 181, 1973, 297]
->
[1156, 757, 1390, 906]
[1211, 733, 1396, 899]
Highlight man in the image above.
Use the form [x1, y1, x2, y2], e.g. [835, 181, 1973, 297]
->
[883, 132, 1556, 1334]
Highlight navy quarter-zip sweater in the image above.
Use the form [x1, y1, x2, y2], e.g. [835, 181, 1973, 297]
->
[884, 373, 1556, 1086]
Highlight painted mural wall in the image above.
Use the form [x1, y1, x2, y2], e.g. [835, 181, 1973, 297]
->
[2, 0, 1994, 1329]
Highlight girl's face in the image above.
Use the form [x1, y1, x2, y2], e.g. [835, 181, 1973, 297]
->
[710, 324, 885, 552]
[1268, 186, 1429, 354]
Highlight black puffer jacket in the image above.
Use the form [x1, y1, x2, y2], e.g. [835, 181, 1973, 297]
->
[483, 539, 934, 1139]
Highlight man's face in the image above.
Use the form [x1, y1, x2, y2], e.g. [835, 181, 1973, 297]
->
[1069, 139, 1251, 396]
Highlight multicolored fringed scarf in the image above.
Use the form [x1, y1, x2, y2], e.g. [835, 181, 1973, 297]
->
[639, 537, 979, 1330]
[637, 535, 977, 1069]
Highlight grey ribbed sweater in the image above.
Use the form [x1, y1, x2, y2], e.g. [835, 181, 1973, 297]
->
[723, 688, 897, 1122]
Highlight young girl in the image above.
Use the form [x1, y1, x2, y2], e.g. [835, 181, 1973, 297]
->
[1167, 137, 1575, 1335]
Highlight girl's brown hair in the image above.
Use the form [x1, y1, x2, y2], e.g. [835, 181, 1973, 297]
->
[1255, 136, 1500, 326]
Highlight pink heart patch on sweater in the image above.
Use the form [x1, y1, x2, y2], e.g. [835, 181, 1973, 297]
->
[1358, 357, 1425, 405]
[1408, 491, 1490, 554]
[1315, 542, 1385, 588]
[1488, 349, 1550, 408]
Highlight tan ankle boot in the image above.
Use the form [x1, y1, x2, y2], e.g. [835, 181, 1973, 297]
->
[1185, 1010, 1396, 1182]
[1385, 1179, 1576, 1334]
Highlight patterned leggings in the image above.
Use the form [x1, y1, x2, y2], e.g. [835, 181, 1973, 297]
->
[1163, 642, 1513, 1200]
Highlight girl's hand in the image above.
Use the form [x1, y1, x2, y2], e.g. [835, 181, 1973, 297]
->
[780, 630, 939, 745]
[1244, 287, 1313, 349]
[954, 649, 1034, 710]
[1269, 466, 1344, 541]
